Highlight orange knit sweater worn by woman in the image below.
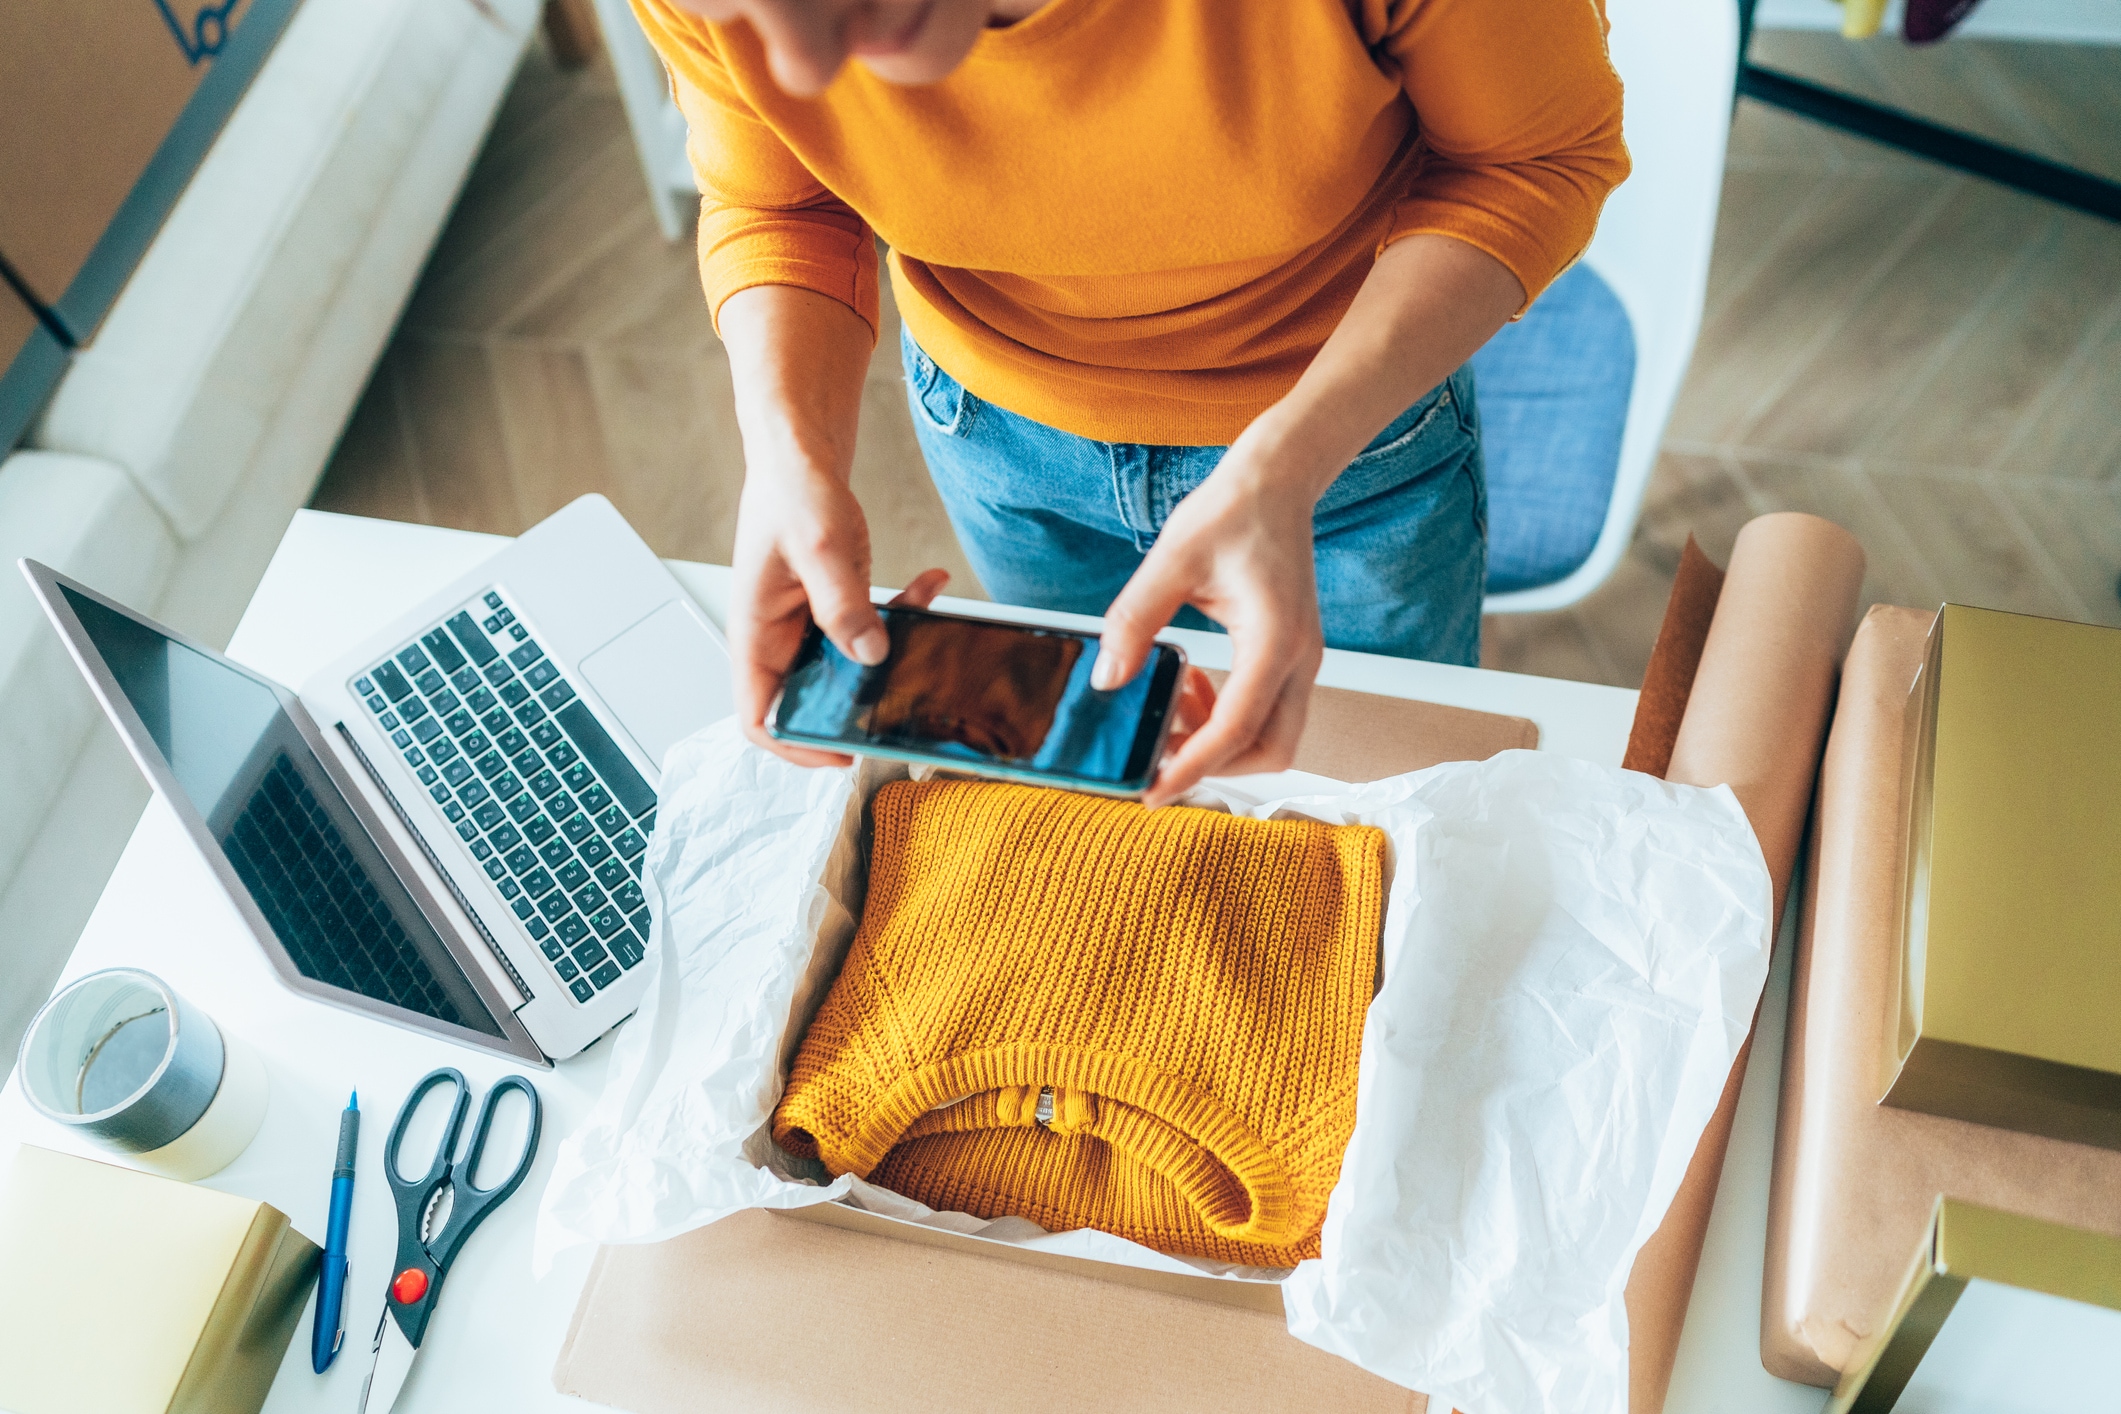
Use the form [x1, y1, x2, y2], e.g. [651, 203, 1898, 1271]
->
[635, 0, 1628, 804]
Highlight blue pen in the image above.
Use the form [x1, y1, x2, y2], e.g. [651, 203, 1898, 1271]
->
[313, 1091, 359, 1373]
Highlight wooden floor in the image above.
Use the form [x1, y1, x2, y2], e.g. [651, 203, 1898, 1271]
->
[314, 29, 2121, 689]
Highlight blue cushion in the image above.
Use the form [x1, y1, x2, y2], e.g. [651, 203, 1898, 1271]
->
[1469, 263, 1636, 594]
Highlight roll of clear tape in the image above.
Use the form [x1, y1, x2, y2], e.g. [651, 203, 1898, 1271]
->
[16, 968, 268, 1181]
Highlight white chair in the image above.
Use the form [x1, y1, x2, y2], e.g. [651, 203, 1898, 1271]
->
[591, 0, 698, 242]
[1481, 0, 1738, 612]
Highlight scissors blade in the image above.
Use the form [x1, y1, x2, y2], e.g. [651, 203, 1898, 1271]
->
[356, 1307, 419, 1414]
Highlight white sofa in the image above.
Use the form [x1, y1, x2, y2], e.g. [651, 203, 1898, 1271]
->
[0, 0, 538, 1067]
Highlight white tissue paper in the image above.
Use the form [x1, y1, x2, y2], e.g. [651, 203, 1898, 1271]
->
[537, 717, 1772, 1414]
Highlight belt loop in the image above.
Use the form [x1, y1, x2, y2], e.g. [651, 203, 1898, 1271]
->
[1106, 443, 1155, 552]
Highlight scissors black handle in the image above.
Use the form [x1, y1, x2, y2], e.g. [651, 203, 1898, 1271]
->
[381, 1069, 543, 1347]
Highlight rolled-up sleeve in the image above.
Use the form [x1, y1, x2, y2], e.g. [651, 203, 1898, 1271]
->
[1369, 0, 1631, 312]
[631, 0, 880, 337]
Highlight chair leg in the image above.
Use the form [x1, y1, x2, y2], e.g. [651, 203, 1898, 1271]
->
[542, 0, 602, 69]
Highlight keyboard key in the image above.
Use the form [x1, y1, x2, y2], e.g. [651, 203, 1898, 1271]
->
[523, 815, 556, 846]
[441, 711, 472, 738]
[380, 711, 400, 730]
[500, 680, 529, 707]
[539, 937, 565, 961]
[400, 697, 429, 722]
[579, 784, 613, 816]
[540, 680, 576, 710]
[596, 805, 627, 837]
[523, 869, 555, 898]
[367, 694, 387, 713]
[355, 675, 375, 696]
[556, 913, 590, 944]
[559, 812, 595, 845]
[414, 668, 445, 697]
[540, 838, 572, 869]
[448, 611, 497, 666]
[573, 940, 610, 970]
[546, 792, 577, 821]
[505, 845, 538, 874]
[430, 739, 458, 766]
[538, 892, 572, 923]
[530, 719, 562, 749]
[510, 624, 529, 641]
[512, 747, 541, 776]
[569, 978, 595, 1004]
[489, 823, 521, 852]
[445, 802, 467, 823]
[397, 645, 432, 676]
[628, 855, 643, 879]
[513, 898, 536, 920]
[429, 783, 450, 805]
[590, 961, 621, 990]
[574, 883, 608, 915]
[484, 658, 514, 685]
[508, 641, 544, 670]
[524, 659, 559, 691]
[484, 859, 507, 881]
[615, 828, 646, 860]
[471, 838, 493, 860]
[485, 590, 503, 610]
[595, 858, 630, 890]
[413, 717, 443, 744]
[442, 760, 473, 787]
[391, 729, 411, 749]
[527, 916, 549, 940]
[548, 742, 578, 771]
[455, 819, 477, 841]
[421, 628, 466, 675]
[499, 728, 529, 756]
[517, 703, 549, 734]
[628, 908, 650, 943]
[556, 957, 579, 982]
[590, 906, 626, 940]
[484, 614, 503, 634]
[614, 880, 645, 914]
[498, 607, 515, 626]
[555, 701, 655, 818]
[558, 859, 591, 891]
[467, 687, 497, 715]
[639, 809, 656, 835]
[578, 835, 612, 867]
[473, 800, 506, 829]
[530, 769, 561, 799]
[373, 661, 413, 702]
[493, 772, 524, 802]
[498, 877, 521, 900]
[458, 780, 490, 809]
[404, 745, 425, 766]
[417, 765, 438, 786]
[474, 749, 506, 779]
[431, 690, 460, 718]
[613, 933, 645, 969]
[451, 666, 482, 694]
[507, 792, 539, 824]
[563, 762, 595, 793]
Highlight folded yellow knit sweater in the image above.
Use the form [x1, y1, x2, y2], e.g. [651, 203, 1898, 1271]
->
[772, 779, 1386, 1267]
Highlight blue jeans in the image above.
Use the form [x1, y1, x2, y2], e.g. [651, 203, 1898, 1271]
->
[901, 328, 1487, 666]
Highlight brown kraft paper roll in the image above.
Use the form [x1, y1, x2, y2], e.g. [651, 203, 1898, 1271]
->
[1760, 605, 2121, 1385]
[1625, 512, 1865, 1414]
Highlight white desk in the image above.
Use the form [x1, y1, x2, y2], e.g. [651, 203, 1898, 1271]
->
[0, 510, 1829, 1414]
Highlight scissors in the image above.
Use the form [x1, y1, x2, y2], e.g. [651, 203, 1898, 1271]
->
[357, 1068, 542, 1414]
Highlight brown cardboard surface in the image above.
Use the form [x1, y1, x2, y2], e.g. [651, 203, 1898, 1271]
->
[555, 1208, 1426, 1414]
[1761, 605, 2121, 1387]
[0, 1, 220, 307]
[555, 518, 1862, 1414]
[1623, 536, 1725, 777]
[1199, 670, 1538, 780]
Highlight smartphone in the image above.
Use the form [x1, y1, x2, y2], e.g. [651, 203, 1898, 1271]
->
[767, 605, 1187, 797]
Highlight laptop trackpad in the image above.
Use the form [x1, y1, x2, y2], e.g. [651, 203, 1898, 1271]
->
[578, 600, 735, 772]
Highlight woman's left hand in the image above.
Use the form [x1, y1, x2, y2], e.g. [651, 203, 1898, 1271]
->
[1092, 433, 1327, 808]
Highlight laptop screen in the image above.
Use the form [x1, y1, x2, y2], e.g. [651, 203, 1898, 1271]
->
[60, 586, 503, 1038]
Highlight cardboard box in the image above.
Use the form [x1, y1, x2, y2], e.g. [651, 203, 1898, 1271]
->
[1885, 604, 2121, 1148]
[2, 273, 67, 450]
[1761, 605, 2121, 1388]
[0, 1143, 320, 1414]
[0, 0, 303, 346]
[1827, 1199, 2121, 1413]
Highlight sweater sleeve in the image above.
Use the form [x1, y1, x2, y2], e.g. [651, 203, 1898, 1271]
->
[629, 0, 880, 339]
[1362, 0, 1630, 312]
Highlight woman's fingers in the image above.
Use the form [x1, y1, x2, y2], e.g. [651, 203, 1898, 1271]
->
[1143, 640, 1309, 806]
[886, 567, 951, 610]
[1094, 547, 1191, 691]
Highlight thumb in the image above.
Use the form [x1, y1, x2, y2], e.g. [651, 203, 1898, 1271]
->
[792, 547, 889, 667]
[1094, 552, 1190, 691]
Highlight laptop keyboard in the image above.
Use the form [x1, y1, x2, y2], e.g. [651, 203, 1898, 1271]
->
[352, 588, 656, 1006]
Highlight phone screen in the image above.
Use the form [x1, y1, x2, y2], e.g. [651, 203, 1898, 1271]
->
[771, 608, 1182, 789]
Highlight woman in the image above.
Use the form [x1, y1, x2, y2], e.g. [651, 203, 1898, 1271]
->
[636, 0, 1628, 804]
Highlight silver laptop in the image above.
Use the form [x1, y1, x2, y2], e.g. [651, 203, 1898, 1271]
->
[22, 495, 732, 1065]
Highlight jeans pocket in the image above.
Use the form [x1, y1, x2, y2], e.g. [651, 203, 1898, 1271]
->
[1317, 374, 1471, 519]
[900, 327, 977, 438]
